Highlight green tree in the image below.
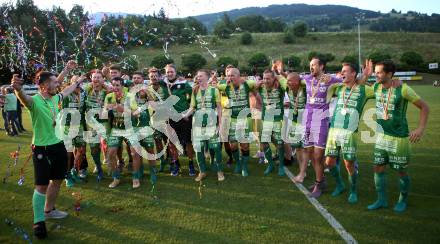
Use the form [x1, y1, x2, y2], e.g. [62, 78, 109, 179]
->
[341, 55, 359, 65]
[308, 51, 335, 64]
[216, 56, 238, 74]
[240, 32, 253, 45]
[282, 55, 302, 70]
[248, 53, 269, 73]
[213, 21, 232, 39]
[150, 54, 174, 69]
[400, 51, 424, 67]
[222, 13, 235, 30]
[283, 30, 295, 44]
[368, 51, 392, 63]
[182, 53, 207, 74]
[292, 21, 308, 37]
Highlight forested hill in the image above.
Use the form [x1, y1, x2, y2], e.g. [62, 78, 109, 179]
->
[192, 4, 440, 32]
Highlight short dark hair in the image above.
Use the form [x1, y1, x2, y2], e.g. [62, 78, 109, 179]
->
[376, 60, 396, 76]
[165, 63, 176, 71]
[109, 64, 121, 71]
[36, 71, 55, 85]
[132, 71, 144, 77]
[197, 69, 211, 78]
[311, 56, 327, 69]
[342, 63, 358, 75]
[263, 69, 276, 77]
[111, 77, 124, 84]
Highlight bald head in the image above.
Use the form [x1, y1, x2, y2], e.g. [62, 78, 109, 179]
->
[287, 72, 301, 90]
[226, 68, 241, 87]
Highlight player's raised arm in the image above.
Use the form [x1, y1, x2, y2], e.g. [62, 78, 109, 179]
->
[61, 75, 86, 99]
[57, 60, 77, 83]
[11, 74, 33, 108]
[357, 59, 373, 85]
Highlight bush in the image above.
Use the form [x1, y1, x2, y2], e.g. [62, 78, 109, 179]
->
[292, 21, 308, 37]
[240, 32, 253, 45]
[368, 51, 392, 63]
[308, 51, 335, 64]
[213, 22, 232, 39]
[341, 55, 359, 66]
[282, 55, 301, 70]
[283, 31, 295, 44]
[248, 53, 269, 74]
[181, 53, 207, 74]
[150, 54, 174, 69]
[400, 51, 424, 67]
[216, 56, 239, 74]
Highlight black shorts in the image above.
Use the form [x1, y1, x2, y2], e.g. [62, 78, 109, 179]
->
[33, 142, 68, 185]
[169, 116, 192, 146]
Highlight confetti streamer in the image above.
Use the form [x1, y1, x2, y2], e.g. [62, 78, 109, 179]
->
[4, 218, 32, 244]
[72, 192, 83, 216]
[3, 145, 20, 183]
[198, 180, 206, 200]
[17, 149, 33, 186]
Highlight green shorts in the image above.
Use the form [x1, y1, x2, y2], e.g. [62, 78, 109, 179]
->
[107, 135, 129, 148]
[193, 135, 220, 152]
[260, 120, 283, 145]
[153, 130, 167, 141]
[228, 117, 253, 143]
[63, 126, 86, 147]
[325, 128, 357, 161]
[285, 120, 304, 148]
[373, 133, 410, 171]
[85, 123, 108, 148]
[127, 126, 155, 149]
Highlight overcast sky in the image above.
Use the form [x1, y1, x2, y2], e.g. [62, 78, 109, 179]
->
[1, 0, 439, 17]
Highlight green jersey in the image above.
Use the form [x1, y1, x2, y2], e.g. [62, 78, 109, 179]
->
[4, 93, 17, 111]
[330, 84, 374, 132]
[28, 93, 63, 146]
[373, 82, 420, 137]
[165, 78, 192, 113]
[218, 80, 256, 119]
[104, 90, 138, 129]
[258, 79, 287, 122]
[134, 92, 150, 127]
[190, 86, 220, 127]
[62, 91, 86, 127]
[84, 84, 107, 123]
[286, 86, 307, 122]
[147, 81, 170, 124]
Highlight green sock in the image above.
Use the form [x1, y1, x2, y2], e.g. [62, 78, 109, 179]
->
[264, 146, 274, 167]
[112, 169, 121, 180]
[215, 147, 223, 172]
[399, 175, 410, 202]
[91, 150, 102, 172]
[374, 172, 387, 201]
[349, 172, 358, 193]
[149, 165, 157, 184]
[160, 156, 166, 165]
[196, 151, 207, 173]
[32, 190, 46, 224]
[278, 146, 285, 167]
[330, 165, 343, 186]
[140, 163, 145, 177]
[132, 170, 141, 180]
[232, 149, 241, 173]
[241, 149, 250, 176]
[232, 150, 241, 166]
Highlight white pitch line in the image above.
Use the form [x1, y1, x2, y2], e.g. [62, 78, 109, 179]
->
[284, 166, 358, 244]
